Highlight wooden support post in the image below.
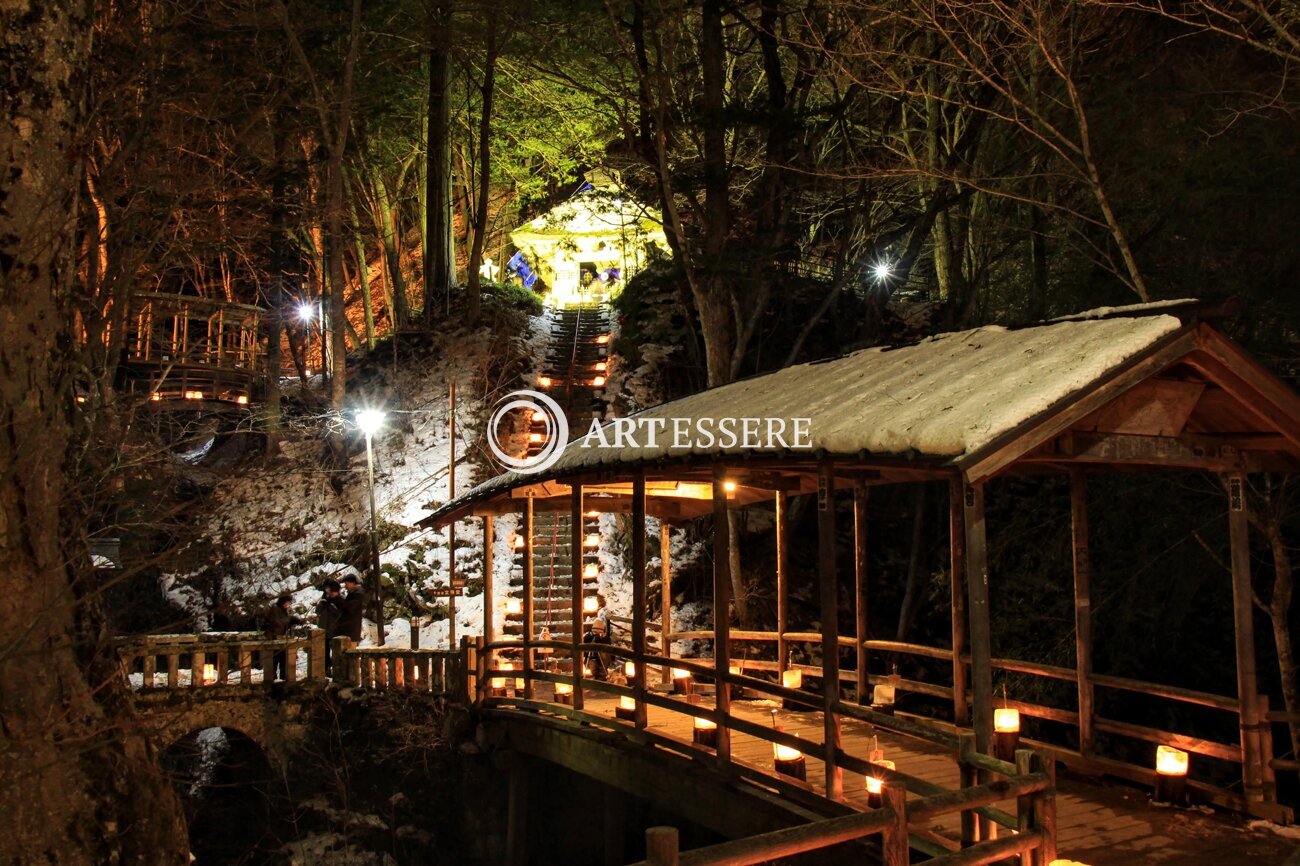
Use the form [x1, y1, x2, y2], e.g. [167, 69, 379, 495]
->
[570, 482, 585, 711]
[963, 481, 994, 754]
[143, 651, 156, 688]
[167, 652, 180, 688]
[1258, 695, 1278, 803]
[776, 491, 789, 678]
[1228, 473, 1265, 803]
[523, 495, 535, 700]
[484, 515, 495, 647]
[632, 471, 649, 729]
[216, 647, 229, 685]
[239, 647, 253, 685]
[1070, 469, 1095, 758]
[645, 827, 680, 866]
[1015, 750, 1034, 866]
[660, 521, 672, 685]
[309, 628, 326, 680]
[958, 733, 978, 847]
[410, 616, 420, 651]
[818, 460, 844, 800]
[880, 782, 909, 866]
[330, 636, 351, 683]
[853, 482, 869, 703]
[505, 758, 529, 866]
[712, 467, 733, 769]
[1033, 751, 1058, 863]
[949, 478, 969, 728]
[475, 635, 487, 703]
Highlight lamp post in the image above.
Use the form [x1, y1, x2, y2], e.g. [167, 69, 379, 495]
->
[356, 408, 386, 645]
[298, 297, 328, 383]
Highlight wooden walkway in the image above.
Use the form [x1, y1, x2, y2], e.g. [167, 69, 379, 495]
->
[564, 690, 1295, 865]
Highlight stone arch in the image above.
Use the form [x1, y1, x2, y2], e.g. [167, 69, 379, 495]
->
[135, 688, 312, 773]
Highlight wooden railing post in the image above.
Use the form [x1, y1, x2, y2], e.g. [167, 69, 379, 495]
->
[712, 467, 733, 769]
[632, 471, 648, 729]
[881, 781, 909, 866]
[949, 478, 969, 728]
[958, 732, 977, 848]
[308, 628, 326, 680]
[1032, 752, 1057, 864]
[1070, 469, 1095, 758]
[1258, 694, 1277, 803]
[459, 635, 472, 703]
[475, 636, 487, 704]
[1228, 473, 1265, 804]
[167, 651, 181, 688]
[1015, 750, 1034, 866]
[238, 645, 252, 685]
[818, 460, 844, 800]
[332, 636, 353, 683]
[645, 826, 679, 866]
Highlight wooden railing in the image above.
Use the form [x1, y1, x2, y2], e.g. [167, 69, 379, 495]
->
[119, 630, 328, 687]
[671, 627, 1292, 820]
[477, 635, 1059, 864]
[328, 637, 465, 697]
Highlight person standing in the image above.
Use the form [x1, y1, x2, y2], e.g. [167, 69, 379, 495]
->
[264, 594, 301, 680]
[317, 579, 343, 669]
[337, 574, 367, 643]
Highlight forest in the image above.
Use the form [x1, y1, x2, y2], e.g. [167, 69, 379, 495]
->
[1, 0, 1299, 863]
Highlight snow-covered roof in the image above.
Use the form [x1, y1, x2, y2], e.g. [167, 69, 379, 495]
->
[423, 306, 1231, 526]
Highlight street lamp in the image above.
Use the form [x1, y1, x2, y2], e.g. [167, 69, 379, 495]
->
[296, 298, 328, 383]
[356, 408, 386, 645]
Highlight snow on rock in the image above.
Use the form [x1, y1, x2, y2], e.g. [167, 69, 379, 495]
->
[163, 315, 549, 638]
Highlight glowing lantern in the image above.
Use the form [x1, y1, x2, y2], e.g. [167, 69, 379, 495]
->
[537, 376, 552, 388]
[773, 743, 807, 780]
[528, 432, 544, 443]
[595, 334, 610, 344]
[585, 510, 600, 518]
[729, 663, 744, 699]
[582, 665, 593, 678]
[531, 409, 546, 422]
[722, 480, 737, 493]
[583, 563, 598, 579]
[616, 695, 637, 720]
[490, 662, 514, 695]
[1154, 745, 1189, 805]
[150, 392, 162, 402]
[184, 390, 204, 400]
[693, 715, 718, 748]
[594, 361, 606, 372]
[994, 707, 1021, 761]
[236, 395, 249, 405]
[865, 760, 896, 807]
[513, 535, 526, 549]
[623, 660, 636, 678]
[584, 533, 600, 548]
[782, 669, 803, 689]
[592, 376, 606, 388]
[672, 668, 691, 695]
[202, 664, 217, 685]
[554, 681, 574, 706]
[504, 598, 523, 616]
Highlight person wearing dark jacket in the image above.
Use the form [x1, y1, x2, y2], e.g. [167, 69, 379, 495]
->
[337, 575, 367, 643]
[317, 579, 343, 668]
[265, 594, 302, 680]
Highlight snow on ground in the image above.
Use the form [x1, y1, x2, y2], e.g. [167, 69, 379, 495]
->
[162, 316, 550, 644]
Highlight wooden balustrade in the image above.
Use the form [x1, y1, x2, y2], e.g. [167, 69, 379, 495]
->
[329, 637, 465, 696]
[656, 626, 1289, 817]
[118, 630, 327, 688]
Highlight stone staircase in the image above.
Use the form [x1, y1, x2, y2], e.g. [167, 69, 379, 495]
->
[502, 303, 610, 646]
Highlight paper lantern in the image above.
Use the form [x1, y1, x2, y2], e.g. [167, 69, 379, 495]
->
[693, 715, 718, 748]
[583, 596, 599, 614]
[504, 598, 522, 616]
[583, 563, 598, 579]
[616, 695, 637, 720]
[994, 708, 1021, 733]
[773, 743, 807, 780]
[584, 533, 600, 548]
[782, 669, 803, 689]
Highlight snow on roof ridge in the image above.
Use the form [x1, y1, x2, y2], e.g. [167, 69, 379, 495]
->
[1048, 298, 1205, 323]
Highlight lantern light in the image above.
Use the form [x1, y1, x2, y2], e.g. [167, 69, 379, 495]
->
[592, 376, 606, 388]
[1156, 745, 1189, 777]
[554, 681, 574, 705]
[203, 664, 217, 685]
[672, 667, 691, 695]
[514, 535, 526, 549]
[150, 392, 162, 402]
[773, 743, 807, 780]
[529, 432, 544, 443]
[595, 334, 610, 344]
[583, 596, 599, 614]
[616, 695, 637, 720]
[236, 395, 249, 405]
[865, 760, 896, 806]
[504, 597, 523, 616]
[693, 715, 718, 748]
[585, 510, 600, 518]
[184, 390, 204, 400]
[297, 303, 315, 321]
[583, 562, 598, 579]
[531, 409, 546, 422]
[594, 361, 607, 372]
[538, 376, 552, 388]
[1154, 745, 1189, 805]
[782, 669, 803, 690]
[723, 480, 737, 493]
[994, 708, 1021, 733]
[584, 533, 600, 548]
[624, 661, 636, 678]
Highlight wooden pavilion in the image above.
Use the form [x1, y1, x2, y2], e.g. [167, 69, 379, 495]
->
[421, 300, 1300, 823]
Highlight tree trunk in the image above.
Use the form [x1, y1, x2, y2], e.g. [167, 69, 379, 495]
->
[0, 2, 188, 861]
[425, 0, 455, 323]
[699, 0, 734, 387]
[465, 15, 499, 325]
[374, 172, 410, 327]
[349, 196, 376, 348]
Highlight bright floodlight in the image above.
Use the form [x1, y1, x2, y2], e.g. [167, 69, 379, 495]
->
[355, 408, 386, 436]
[297, 302, 315, 321]
[872, 261, 893, 282]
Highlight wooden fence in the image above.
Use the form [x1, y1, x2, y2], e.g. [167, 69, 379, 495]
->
[479, 635, 1060, 865]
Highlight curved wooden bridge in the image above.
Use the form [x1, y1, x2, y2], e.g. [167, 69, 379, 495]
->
[118, 630, 1296, 865]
